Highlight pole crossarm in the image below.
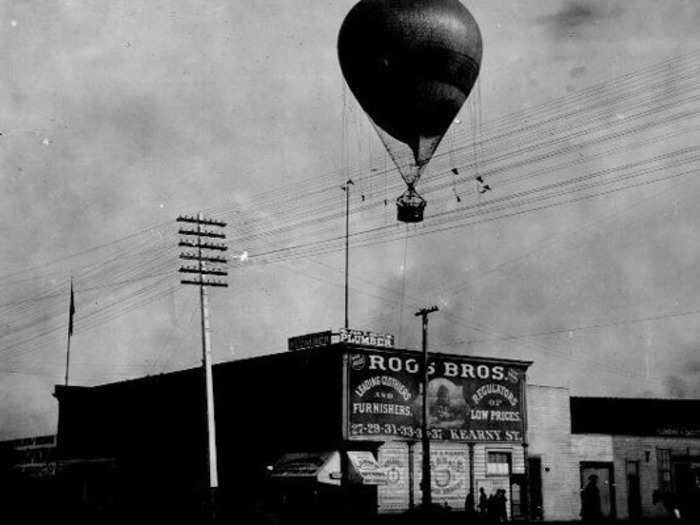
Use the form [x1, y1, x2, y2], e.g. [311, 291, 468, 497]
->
[178, 240, 228, 251]
[180, 279, 229, 287]
[415, 305, 439, 317]
[177, 215, 227, 227]
[178, 229, 226, 239]
[179, 267, 228, 276]
[179, 253, 228, 264]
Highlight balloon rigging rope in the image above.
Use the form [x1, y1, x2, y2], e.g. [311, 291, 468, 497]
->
[473, 81, 480, 179]
[383, 147, 391, 224]
[397, 224, 410, 345]
[341, 79, 348, 181]
[449, 127, 457, 195]
[476, 78, 484, 177]
[370, 118, 414, 185]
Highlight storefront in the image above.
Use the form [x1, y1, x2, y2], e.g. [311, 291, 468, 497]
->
[53, 330, 531, 518]
[526, 387, 700, 522]
[50, 329, 700, 520]
[344, 347, 530, 516]
[570, 397, 700, 522]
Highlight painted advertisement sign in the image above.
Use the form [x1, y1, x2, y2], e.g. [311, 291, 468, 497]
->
[414, 445, 469, 509]
[288, 328, 395, 351]
[377, 443, 410, 512]
[347, 450, 388, 485]
[347, 352, 528, 442]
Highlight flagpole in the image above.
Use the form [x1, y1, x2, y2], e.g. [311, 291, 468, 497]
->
[64, 277, 74, 386]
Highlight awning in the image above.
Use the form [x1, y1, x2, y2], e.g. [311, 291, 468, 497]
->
[269, 451, 388, 486]
[269, 452, 341, 486]
[347, 451, 388, 486]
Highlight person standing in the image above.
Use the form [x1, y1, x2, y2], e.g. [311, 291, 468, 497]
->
[487, 492, 497, 524]
[478, 487, 488, 516]
[581, 474, 603, 523]
[465, 488, 475, 515]
[495, 489, 508, 523]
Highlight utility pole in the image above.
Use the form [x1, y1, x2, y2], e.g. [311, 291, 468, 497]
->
[342, 179, 353, 329]
[415, 305, 438, 509]
[177, 213, 228, 516]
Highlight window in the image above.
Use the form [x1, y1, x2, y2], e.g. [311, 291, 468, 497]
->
[657, 448, 671, 491]
[487, 451, 511, 476]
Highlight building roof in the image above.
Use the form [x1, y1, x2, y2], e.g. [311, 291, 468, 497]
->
[570, 397, 700, 437]
[58, 342, 532, 391]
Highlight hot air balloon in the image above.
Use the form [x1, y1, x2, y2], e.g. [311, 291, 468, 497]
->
[338, 0, 482, 222]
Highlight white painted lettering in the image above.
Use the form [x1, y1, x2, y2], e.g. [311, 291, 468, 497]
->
[461, 363, 475, 378]
[369, 355, 386, 370]
[405, 358, 419, 373]
[443, 362, 459, 377]
[387, 356, 402, 372]
[477, 364, 490, 378]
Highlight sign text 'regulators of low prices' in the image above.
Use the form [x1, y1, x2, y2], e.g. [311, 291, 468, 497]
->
[347, 353, 527, 442]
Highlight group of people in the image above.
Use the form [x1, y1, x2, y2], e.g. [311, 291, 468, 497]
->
[465, 487, 508, 523]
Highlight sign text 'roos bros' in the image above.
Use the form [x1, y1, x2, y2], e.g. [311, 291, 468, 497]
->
[347, 353, 528, 442]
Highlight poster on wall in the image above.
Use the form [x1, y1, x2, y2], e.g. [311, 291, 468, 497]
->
[347, 351, 529, 442]
[414, 445, 469, 510]
[377, 445, 410, 512]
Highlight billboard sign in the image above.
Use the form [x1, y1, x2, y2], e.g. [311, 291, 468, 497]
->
[347, 351, 528, 442]
[288, 331, 333, 352]
[338, 328, 395, 348]
[288, 328, 395, 351]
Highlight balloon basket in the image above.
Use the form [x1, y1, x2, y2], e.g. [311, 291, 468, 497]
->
[396, 190, 426, 223]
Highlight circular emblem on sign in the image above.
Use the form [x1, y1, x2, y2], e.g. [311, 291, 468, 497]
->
[434, 468, 452, 488]
[387, 467, 400, 484]
[351, 354, 366, 370]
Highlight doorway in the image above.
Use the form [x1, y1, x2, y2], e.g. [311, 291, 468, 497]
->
[580, 461, 616, 520]
[626, 460, 641, 520]
[672, 458, 700, 522]
[527, 457, 543, 520]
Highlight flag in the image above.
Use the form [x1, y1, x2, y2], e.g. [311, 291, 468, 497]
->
[68, 279, 75, 336]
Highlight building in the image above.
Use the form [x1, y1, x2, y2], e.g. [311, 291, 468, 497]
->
[527, 386, 700, 522]
[19, 329, 699, 521]
[0, 434, 57, 478]
[0, 435, 59, 520]
[53, 332, 531, 520]
[571, 397, 700, 521]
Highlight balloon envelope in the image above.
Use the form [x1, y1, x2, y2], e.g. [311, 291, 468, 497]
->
[338, 0, 483, 169]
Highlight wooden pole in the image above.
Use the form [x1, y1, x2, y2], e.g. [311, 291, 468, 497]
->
[198, 211, 219, 493]
[343, 179, 353, 329]
[416, 305, 438, 509]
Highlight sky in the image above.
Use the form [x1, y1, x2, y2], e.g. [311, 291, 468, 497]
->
[2, 0, 700, 439]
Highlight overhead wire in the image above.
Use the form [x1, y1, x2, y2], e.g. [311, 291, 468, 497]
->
[0, 50, 700, 384]
[1, 48, 696, 289]
[220, 61, 700, 250]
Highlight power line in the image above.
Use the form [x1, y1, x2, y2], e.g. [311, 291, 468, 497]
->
[452, 307, 700, 347]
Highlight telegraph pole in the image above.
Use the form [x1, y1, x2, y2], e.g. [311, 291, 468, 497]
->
[415, 305, 438, 509]
[177, 213, 228, 515]
[342, 179, 353, 329]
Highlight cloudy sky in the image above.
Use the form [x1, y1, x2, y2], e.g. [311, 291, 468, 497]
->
[2, 0, 700, 439]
